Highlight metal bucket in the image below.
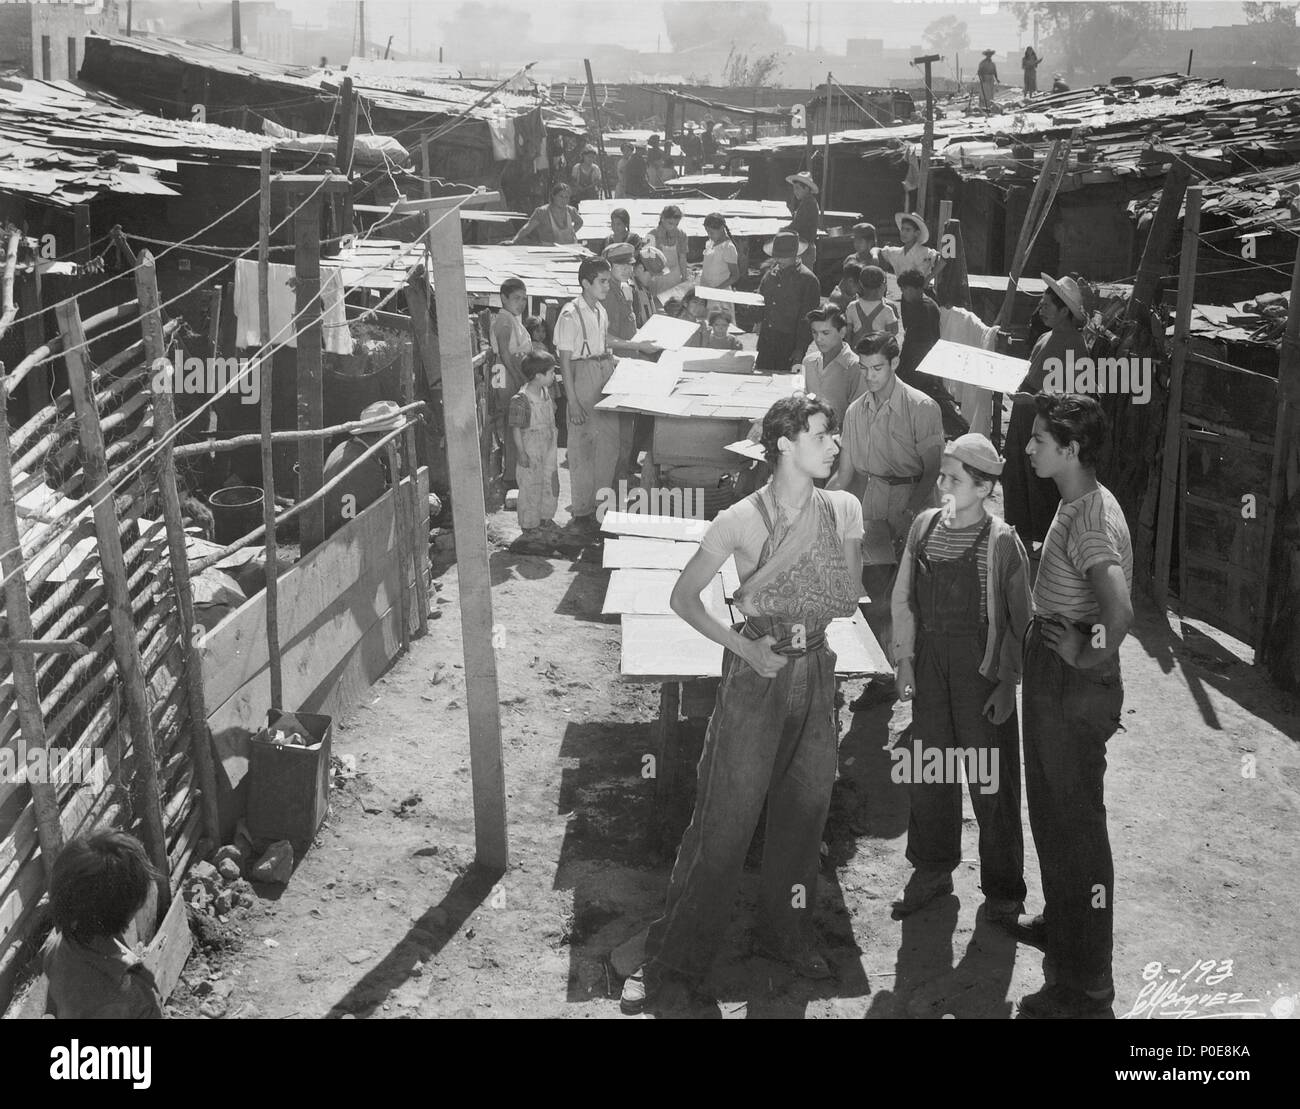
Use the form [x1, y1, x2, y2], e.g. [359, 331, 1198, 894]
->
[208, 485, 264, 545]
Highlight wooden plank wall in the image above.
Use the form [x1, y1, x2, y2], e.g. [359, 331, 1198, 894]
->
[201, 470, 430, 836]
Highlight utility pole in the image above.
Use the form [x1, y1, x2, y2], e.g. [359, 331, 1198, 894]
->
[384, 35, 393, 60]
[821, 71, 832, 202]
[805, 2, 811, 52]
[358, 1, 366, 60]
[914, 53, 940, 221]
[232, 0, 241, 53]
[126, 0, 133, 37]
[407, 0, 413, 57]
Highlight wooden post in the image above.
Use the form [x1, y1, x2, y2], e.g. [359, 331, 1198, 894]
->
[583, 60, 610, 199]
[1153, 185, 1202, 607]
[420, 135, 432, 199]
[1257, 233, 1300, 657]
[259, 152, 284, 705]
[913, 54, 941, 221]
[292, 186, 325, 552]
[54, 301, 171, 906]
[0, 364, 65, 878]
[17, 269, 47, 421]
[821, 72, 832, 203]
[384, 441, 412, 655]
[399, 343, 430, 638]
[1128, 159, 1191, 321]
[232, 0, 242, 52]
[336, 77, 358, 235]
[423, 193, 509, 870]
[134, 253, 221, 848]
[939, 199, 952, 228]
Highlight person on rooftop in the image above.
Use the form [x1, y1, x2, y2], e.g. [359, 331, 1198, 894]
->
[784, 171, 821, 270]
[1022, 47, 1042, 96]
[978, 49, 999, 111]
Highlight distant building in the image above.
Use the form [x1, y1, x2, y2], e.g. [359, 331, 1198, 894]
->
[0, 0, 121, 80]
[1114, 24, 1300, 91]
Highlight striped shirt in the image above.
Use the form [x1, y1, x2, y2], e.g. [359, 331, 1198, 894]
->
[1032, 484, 1133, 621]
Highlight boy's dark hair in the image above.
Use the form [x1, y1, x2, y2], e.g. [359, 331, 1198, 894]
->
[550, 182, 571, 199]
[960, 462, 999, 489]
[521, 351, 556, 380]
[707, 308, 733, 326]
[760, 395, 837, 464]
[578, 257, 611, 287]
[659, 204, 683, 222]
[499, 277, 526, 301]
[840, 259, 864, 283]
[858, 264, 887, 292]
[611, 207, 630, 227]
[1033, 393, 1107, 468]
[523, 314, 548, 342]
[682, 287, 704, 304]
[50, 831, 156, 944]
[853, 222, 877, 243]
[806, 304, 847, 330]
[897, 269, 927, 290]
[855, 331, 901, 361]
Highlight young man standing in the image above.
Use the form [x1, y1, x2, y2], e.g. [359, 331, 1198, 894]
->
[830, 333, 943, 708]
[621, 395, 864, 1014]
[801, 306, 863, 430]
[898, 269, 966, 439]
[555, 258, 659, 531]
[1013, 394, 1133, 1019]
[756, 232, 821, 372]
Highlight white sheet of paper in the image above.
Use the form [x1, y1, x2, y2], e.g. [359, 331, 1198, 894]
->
[632, 314, 700, 350]
[725, 438, 767, 462]
[600, 511, 711, 542]
[915, 339, 1028, 394]
[601, 358, 681, 396]
[679, 351, 757, 374]
[695, 285, 765, 307]
[595, 393, 696, 416]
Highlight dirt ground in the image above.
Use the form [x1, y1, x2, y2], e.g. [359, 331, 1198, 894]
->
[169, 457, 1300, 1020]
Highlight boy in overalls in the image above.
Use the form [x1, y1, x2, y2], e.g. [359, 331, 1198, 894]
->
[889, 434, 1032, 919]
[508, 351, 559, 540]
[621, 395, 864, 1014]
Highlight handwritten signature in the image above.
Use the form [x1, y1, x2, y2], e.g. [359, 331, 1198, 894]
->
[1120, 960, 1272, 1020]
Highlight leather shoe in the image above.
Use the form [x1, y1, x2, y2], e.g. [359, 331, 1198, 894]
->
[1018, 982, 1115, 1019]
[891, 869, 954, 916]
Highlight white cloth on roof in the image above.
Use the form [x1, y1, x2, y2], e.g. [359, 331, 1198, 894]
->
[233, 259, 354, 356]
[487, 116, 517, 161]
[939, 306, 998, 436]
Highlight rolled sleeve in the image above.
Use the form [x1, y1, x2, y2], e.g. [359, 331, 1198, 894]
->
[553, 310, 580, 354]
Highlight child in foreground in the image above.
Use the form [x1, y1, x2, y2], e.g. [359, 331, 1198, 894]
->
[42, 831, 164, 1019]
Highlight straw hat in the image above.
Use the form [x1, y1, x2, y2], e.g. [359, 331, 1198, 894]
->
[785, 171, 819, 194]
[894, 211, 930, 245]
[358, 400, 403, 434]
[1040, 272, 1086, 321]
[982, 48, 996, 56]
[764, 232, 808, 259]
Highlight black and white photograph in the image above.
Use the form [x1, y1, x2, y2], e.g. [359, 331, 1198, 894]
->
[0, 0, 1297, 1065]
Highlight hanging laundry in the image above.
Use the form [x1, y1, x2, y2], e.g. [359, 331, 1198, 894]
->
[487, 113, 517, 161]
[233, 259, 354, 356]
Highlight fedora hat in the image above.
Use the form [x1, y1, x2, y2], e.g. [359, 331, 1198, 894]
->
[894, 211, 930, 245]
[1040, 272, 1086, 321]
[982, 48, 996, 56]
[764, 232, 808, 259]
[785, 171, 819, 195]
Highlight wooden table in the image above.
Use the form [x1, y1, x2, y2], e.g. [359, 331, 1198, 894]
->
[601, 514, 892, 851]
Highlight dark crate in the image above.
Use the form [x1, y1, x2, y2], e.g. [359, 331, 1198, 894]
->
[246, 709, 332, 851]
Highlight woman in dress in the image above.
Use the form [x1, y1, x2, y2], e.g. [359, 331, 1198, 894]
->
[511, 182, 583, 245]
[977, 49, 999, 111]
[699, 213, 740, 316]
[1022, 47, 1041, 96]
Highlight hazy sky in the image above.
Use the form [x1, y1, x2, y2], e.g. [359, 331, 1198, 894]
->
[281, 1, 1254, 53]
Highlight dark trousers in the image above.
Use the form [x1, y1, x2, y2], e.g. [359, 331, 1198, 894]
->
[644, 642, 839, 983]
[755, 327, 798, 372]
[1022, 623, 1123, 993]
[906, 631, 1026, 902]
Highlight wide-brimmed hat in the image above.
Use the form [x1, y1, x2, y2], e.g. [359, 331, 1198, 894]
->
[982, 48, 996, 56]
[637, 245, 667, 274]
[785, 171, 819, 194]
[894, 211, 929, 245]
[1040, 272, 1086, 321]
[603, 242, 636, 264]
[944, 433, 1004, 476]
[764, 232, 808, 259]
[358, 400, 404, 434]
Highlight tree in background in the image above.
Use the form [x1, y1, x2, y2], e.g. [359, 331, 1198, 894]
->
[1009, 2, 1163, 82]
[923, 15, 970, 81]
[1241, 1, 1300, 64]
[722, 47, 783, 88]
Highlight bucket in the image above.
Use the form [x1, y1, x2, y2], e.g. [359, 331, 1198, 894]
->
[208, 485, 264, 545]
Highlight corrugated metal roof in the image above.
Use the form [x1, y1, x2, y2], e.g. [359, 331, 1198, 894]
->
[0, 78, 276, 204]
